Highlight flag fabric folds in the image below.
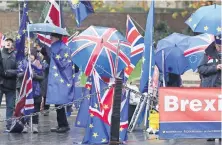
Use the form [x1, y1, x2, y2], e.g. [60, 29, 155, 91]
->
[82, 70, 129, 144]
[15, 1, 29, 61]
[68, 0, 94, 27]
[139, 0, 155, 93]
[46, 40, 76, 104]
[125, 15, 144, 79]
[14, 60, 34, 117]
[75, 76, 92, 128]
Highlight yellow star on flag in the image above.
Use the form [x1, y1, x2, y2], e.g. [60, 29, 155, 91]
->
[217, 27, 221, 32]
[67, 83, 71, 87]
[53, 65, 57, 70]
[77, 121, 80, 125]
[89, 123, 94, 128]
[17, 34, 21, 40]
[119, 127, 124, 132]
[204, 26, 208, 31]
[72, 65, 75, 69]
[60, 79, 64, 83]
[103, 104, 109, 109]
[101, 139, 107, 143]
[24, 3, 27, 8]
[64, 53, 69, 58]
[54, 73, 59, 77]
[72, 74, 75, 78]
[193, 24, 197, 28]
[56, 54, 61, 60]
[93, 132, 98, 138]
[94, 103, 98, 108]
[125, 67, 128, 71]
[23, 29, 26, 34]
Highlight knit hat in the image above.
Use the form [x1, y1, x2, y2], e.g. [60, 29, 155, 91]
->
[215, 35, 222, 45]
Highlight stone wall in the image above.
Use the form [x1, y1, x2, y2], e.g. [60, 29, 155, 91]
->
[0, 12, 189, 34]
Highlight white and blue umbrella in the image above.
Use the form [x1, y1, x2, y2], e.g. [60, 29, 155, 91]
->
[185, 4, 221, 35]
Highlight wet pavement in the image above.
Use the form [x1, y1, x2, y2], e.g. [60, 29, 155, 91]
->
[0, 108, 221, 145]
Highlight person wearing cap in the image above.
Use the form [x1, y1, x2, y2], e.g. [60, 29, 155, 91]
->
[198, 35, 221, 141]
[46, 33, 79, 133]
[0, 38, 17, 131]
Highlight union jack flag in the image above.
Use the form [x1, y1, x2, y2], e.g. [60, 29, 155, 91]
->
[124, 15, 144, 79]
[14, 60, 34, 117]
[82, 70, 128, 144]
[37, 0, 68, 47]
[69, 26, 131, 77]
[184, 33, 214, 71]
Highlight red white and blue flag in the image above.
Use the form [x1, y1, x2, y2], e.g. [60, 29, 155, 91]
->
[69, 26, 131, 77]
[184, 33, 214, 71]
[14, 60, 34, 117]
[124, 15, 144, 79]
[37, 0, 68, 47]
[82, 70, 129, 144]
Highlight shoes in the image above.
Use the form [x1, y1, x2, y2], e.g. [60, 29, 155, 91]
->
[43, 112, 49, 116]
[50, 126, 70, 133]
[32, 124, 39, 133]
[22, 124, 29, 133]
[207, 138, 215, 141]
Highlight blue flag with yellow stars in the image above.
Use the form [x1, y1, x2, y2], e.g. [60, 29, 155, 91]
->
[46, 40, 76, 105]
[75, 76, 92, 128]
[68, 0, 94, 27]
[16, 1, 29, 61]
[82, 70, 129, 144]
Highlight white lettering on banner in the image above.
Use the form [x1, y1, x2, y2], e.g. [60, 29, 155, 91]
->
[164, 95, 222, 112]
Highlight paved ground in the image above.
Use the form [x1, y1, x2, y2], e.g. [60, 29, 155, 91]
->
[0, 108, 221, 145]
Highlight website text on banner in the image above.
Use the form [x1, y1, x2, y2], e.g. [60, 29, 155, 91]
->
[159, 88, 222, 139]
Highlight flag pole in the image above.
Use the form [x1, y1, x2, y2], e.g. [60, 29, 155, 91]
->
[27, 23, 33, 132]
[162, 50, 166, 87]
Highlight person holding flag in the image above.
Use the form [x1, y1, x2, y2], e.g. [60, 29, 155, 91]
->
[46, 33, 79, 133]
[16, 47, 45, 133]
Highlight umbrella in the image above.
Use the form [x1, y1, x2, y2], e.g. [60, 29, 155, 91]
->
[28, 23, 70, 36]
[68, 26, 131, 77]
[155, 33, 190, 75]
[185, 4, 221, 35]
[184, 33, 214, 71]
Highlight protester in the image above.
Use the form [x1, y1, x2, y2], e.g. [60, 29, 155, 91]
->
[198, 35, 222, 141]
[17, 47, 45, 133]
[46, 33, 79, 133]
[0, 38, 17, 131]
[35, 41, 50, 116]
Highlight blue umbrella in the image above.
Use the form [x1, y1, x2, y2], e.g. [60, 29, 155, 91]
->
[28, 23, 69, 36]
[184, 33, 214, 71]
[185, 4, 221, 35]
[68, 26, 131, 78]
[155, 33, 191, 75]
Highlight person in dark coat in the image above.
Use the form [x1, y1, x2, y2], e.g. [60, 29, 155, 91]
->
[0, 38, 17, 131]
[198, 35, 221, 141]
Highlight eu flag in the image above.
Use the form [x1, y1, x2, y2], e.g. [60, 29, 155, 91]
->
[46, 40, 76, 104]
[75, 76, 92, 128]
[16, 1, 29, 61]
[68, 0, 94, 27]
[82, 70, 128, 144]
[139, 1, 155, 93]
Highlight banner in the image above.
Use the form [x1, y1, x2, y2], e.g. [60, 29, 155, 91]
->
[159, 87, 222, 139]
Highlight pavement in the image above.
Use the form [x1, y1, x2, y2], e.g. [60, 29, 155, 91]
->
[0, 108, 221, 145]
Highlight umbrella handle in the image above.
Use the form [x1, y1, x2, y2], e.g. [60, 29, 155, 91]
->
[114, 40, 120, 77]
